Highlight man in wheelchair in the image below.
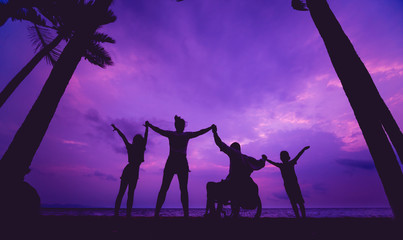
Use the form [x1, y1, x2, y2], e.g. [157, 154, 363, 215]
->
[205, 125, 266, 218]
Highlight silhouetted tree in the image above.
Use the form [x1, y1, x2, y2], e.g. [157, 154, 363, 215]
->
[0, 0, 49, 27]
[0, 0, 115, 217]
[0, 0, 115, 108]
[296, 0, 403, 219]
[0, 26, 62, 108]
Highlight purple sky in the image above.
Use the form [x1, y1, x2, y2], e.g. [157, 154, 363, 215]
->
[1, 0, 403, 208]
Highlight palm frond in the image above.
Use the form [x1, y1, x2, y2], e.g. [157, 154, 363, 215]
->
[12, 7, 47, 26]
[29, 25, 52, 51]
[28, 24, 61, 65]
[84, 41, 113, 68]
[0, 3, 8, 26]
[98, 9, 116, 26]
[91, 32, 115, 44]
[36, 0, 63, 27]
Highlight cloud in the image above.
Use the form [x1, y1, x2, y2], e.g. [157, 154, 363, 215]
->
[312, 183, 327, 194]
[87, 170, 118, 182]
[336, 159, 375, 170]
[83, 108, 150, 153]
[272, 191, 289, 201]
[62, 140, 88, 146]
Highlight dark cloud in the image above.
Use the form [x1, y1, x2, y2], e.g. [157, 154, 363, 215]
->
[87, 171, 118, 182]
[272, 191, 288, 200]
[84, 108, 150, 154]
[336, 159, 375, 170]
[312, 183, 327, 194]
[85, 108, 102, 123]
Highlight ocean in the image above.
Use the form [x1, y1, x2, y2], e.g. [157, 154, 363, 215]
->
[40, 208, 393, 218]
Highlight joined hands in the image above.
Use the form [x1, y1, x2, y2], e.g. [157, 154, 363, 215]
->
[211, 124, 217, 133]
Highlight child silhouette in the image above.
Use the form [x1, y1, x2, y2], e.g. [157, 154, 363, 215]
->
[264, 146, 310, 218]
[111, 123, 148, 217]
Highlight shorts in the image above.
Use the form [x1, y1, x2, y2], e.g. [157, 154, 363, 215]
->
[164, 153, 189, 174]
[121, 163, 140, 183]
[284, 182, 304, 204]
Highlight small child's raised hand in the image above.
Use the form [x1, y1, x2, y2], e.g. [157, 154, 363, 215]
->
[291, 0, 308, 11]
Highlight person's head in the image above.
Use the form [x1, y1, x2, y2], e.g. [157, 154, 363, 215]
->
[230, 142, 241, 152]
[280, 151, 290, 163]
[132, 134, 144, 146]
[174, 115, 185, 133]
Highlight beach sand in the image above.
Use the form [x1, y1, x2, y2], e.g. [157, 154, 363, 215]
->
[6, 216, 401, 240]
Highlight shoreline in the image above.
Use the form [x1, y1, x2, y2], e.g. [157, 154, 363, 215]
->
[9, 215, 401, 240]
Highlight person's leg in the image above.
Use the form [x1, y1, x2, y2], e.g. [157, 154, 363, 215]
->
[216, 202, 223, 217]
[229, 182, 240, 218]
[115, 181, 128, 216]
[178, 171, 189, 218]
[126, 179, 138, 217]
[299, 203, 306, 218]
[230, 201, 240, 218]
[291, 202, 300, 218]
[254, 196, 262, 219]
[205, 182, 216, 216]
[155, 170, 174, 217]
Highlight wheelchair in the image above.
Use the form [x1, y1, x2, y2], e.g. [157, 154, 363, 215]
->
[204, 178, 262, 218]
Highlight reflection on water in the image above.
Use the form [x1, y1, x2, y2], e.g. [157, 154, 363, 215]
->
[40, 208, 393, 218]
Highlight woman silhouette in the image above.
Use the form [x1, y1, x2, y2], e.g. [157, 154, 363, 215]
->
[111, 123, 148, 217]
[146, 116, 213, 217]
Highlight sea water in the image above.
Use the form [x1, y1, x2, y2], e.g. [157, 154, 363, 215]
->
[40, 208, 393, 218]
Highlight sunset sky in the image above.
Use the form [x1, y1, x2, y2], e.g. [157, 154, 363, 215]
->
[0, 0, 402, 209]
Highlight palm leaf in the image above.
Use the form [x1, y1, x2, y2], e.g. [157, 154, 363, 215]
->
[84, 41, 113, 68]
[98, 9, 116, 26]
[91, 32, 115, 44]
[28, 24, 61, 65]
[11, 6, 47, 26]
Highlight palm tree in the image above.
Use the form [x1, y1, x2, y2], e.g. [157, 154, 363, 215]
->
[295, 0, 403, 219]
[0, 0, 115, 109]
[0, 0, 116, 217]
[0, 26, 63, 108]
[0, 0, 49, 27]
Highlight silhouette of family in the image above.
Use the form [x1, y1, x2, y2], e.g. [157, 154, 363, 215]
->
[112, 115, 310, 218]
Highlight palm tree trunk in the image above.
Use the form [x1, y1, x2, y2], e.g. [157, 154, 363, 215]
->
[0, 0, 113, 219]
[306, 0, 403, 219]
[0, 33, 88, 182]
[0, 34, 63, 109]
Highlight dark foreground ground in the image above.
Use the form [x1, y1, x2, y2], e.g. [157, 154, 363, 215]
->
[5, 216, 402, 240]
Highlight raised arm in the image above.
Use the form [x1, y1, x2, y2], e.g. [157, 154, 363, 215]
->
[188, 125, 213, 139]
[143, 123, 149, 146]
[290, 146, 310, 164]
[263, 154, 282, 168]
[111, 124, 130, 147]
[146, 121, 170, 137]
[212, 124, 231, 152]
[291, 0, 308, 11]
